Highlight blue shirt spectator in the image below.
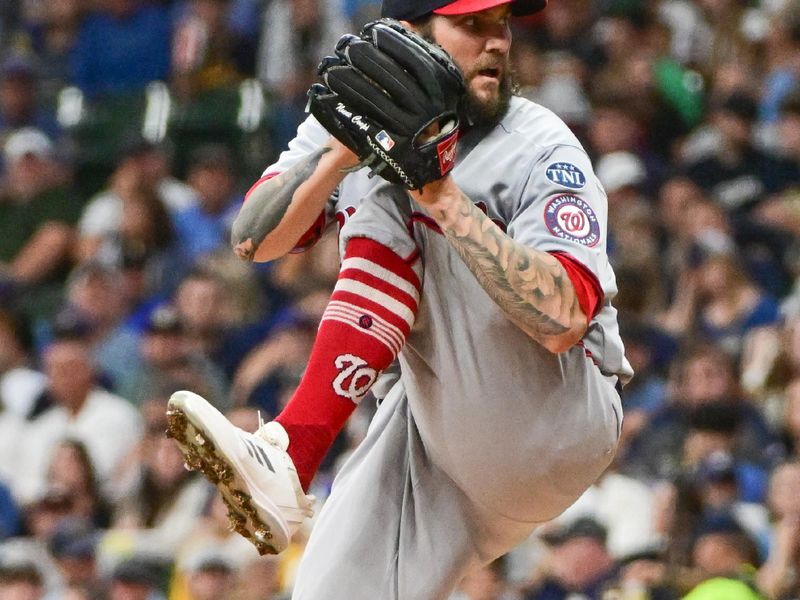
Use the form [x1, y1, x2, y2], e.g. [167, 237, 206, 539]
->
[71, 1, 171, 99]
[172, 198, 240, 261]
[172, 144, 242, 262]
[0, 480, 21, 539]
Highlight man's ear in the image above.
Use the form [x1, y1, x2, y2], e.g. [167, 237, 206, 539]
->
[399, 19, 415, 30]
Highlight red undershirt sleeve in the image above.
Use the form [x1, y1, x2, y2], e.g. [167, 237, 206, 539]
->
[548, 251, 603, 324]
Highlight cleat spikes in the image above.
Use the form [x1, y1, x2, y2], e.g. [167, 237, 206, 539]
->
[165, 394, 301, 555]
[254, 528, 273, 542]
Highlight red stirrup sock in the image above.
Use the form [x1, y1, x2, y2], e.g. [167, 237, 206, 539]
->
[276, 237, 421, 490]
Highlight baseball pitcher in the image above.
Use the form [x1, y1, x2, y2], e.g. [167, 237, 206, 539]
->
[166, 1, 633, 598]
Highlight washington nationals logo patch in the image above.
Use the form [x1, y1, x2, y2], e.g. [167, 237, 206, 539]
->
[545, 162, 586, 190]
[333, 354, 378, 403]
[544, 194, 601, 247]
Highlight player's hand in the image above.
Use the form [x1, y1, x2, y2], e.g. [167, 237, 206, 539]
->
[327, 137, 361, 172]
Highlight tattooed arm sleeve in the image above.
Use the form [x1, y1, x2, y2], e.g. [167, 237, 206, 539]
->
[232, 141, 358, 263]
[413, 177, 588, 353]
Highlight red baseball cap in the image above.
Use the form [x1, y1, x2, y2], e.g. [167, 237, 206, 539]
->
[434, 0, 546, 15]
[381, 0, 546, 21]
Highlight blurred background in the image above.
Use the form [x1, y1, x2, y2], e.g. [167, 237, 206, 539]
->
[1, 0, 800, 598]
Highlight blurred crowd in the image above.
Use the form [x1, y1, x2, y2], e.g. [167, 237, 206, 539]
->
[1, 0, 800, 599]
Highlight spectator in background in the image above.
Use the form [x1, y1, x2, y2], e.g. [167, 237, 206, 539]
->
[47, 519, 102, 597]
[21, 485, 79, 548]
[107, 557, 166, 600]
[552, 456, 660, 560]
[120, 304, 227, 409]
[753, 94, 800, 241]
[0, 55, 60, 147]
[17, 0, 83, 105]
[173, 494, 257, 583]
[760, 3, 800, 127]
[685, 91, 796, 217]
[688, 0, 761, 79]
[111, 414, 210, 560]
[592, 7, 699, 161]
[699, 253, 780, 352]
[257, 0, 348, 150]
[77, 139, 182, 267]
[60, 262, 142, 392]
[594, 151, 665, 308]
[78, 139, 194, 261]
[758, 461, 800, 599]
[184, 554, 237, 600]
[449, 558, 517, 600]
[751, 313, 800, 431]
[230, 319, 316, 414]
[617, 320, 670, 451]
[174, 269, 234, 362]
[46, 439, 111, 528]
[586, 93, 651, 169]
[526, 0, 602, 71]
[693, 449, 771, 537]
[116, 242, 172, 334]
[779, 379, 800, 459]
[514, 43, 591, 137]
[689, 513, 761, 589]
[622, 343, 777, 482]
[0, 562, 44, 600]
[595, 150, 653, 249]
[656, 175, 714, 289]
[171, 0, 256, 101]
[173, 144, 241, 263]
[12, 336, 142, 504]
[70, 0, 171, 100]
[671, 250, 781, 357]
[0, 309, 47, 421]
[525, 518, 617, 600]
[0, 128, 80, 320]
[230, 556, 282, 600]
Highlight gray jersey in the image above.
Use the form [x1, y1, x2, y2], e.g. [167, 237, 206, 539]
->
[339, 96, 631, 522]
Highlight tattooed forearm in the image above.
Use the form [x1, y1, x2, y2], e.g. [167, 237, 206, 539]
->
[434, 191, 586, 348]
[231, 147, 330, 261]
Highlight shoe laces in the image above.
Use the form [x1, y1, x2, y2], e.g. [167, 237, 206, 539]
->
[254, 412, 290, 451]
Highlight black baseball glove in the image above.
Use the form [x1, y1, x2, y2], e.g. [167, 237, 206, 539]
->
[307, 19, 466, 190]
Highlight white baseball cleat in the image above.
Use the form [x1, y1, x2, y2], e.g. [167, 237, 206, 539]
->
[166, 390, 314, 555]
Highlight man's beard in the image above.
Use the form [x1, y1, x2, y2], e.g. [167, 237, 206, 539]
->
[462, 62, 515, 128]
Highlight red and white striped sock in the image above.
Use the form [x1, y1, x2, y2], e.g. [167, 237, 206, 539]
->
[275, 237, 421, 490]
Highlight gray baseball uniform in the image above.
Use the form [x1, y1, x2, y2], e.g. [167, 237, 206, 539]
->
[289, 96, 631, 599]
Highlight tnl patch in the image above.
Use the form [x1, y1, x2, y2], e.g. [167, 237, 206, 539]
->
[545, 162, 586, 190]
[376, 130, 395, 151]
[544, 194, 600, 247]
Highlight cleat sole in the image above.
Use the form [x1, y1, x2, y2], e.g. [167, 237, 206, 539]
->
[166, 407, 281, 555]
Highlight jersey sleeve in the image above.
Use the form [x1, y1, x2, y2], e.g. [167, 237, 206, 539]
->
[507, 144, 611, 292]
[338, 184, 420, 265]
[259, 114, 339, 252]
